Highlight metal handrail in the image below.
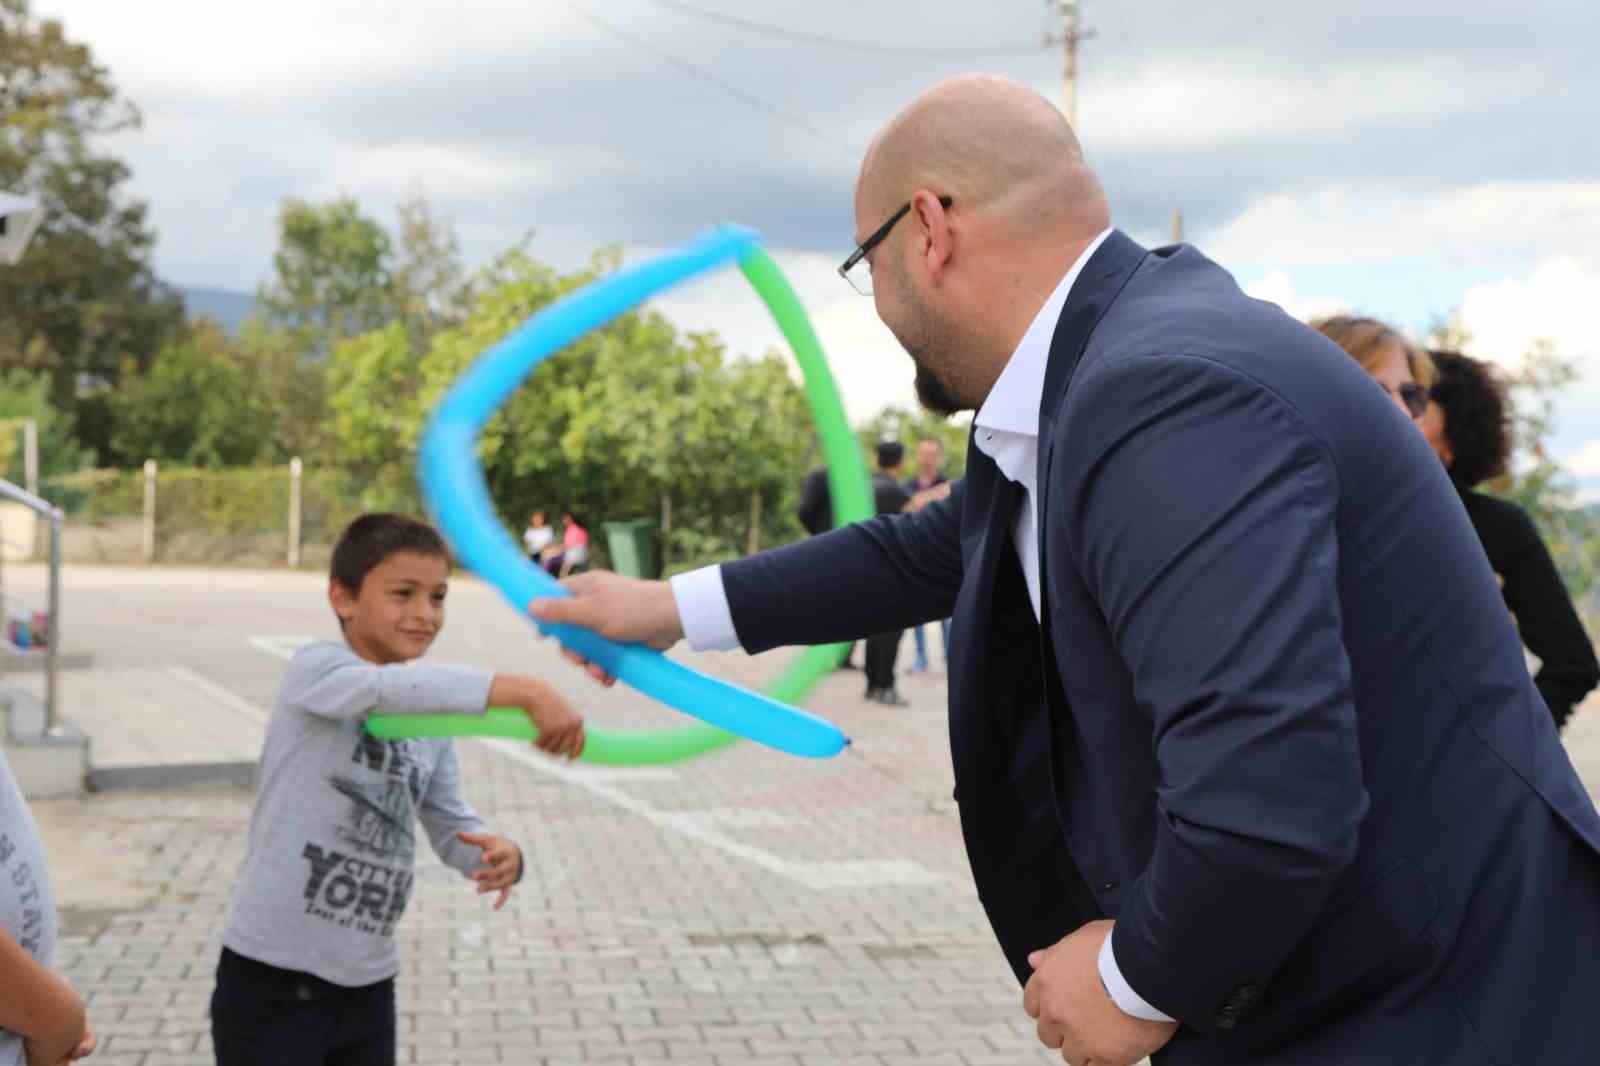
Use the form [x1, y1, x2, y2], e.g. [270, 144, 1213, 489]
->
[0, 478, 63, 733]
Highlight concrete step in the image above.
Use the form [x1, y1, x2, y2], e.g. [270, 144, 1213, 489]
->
[2, 688, 88, 797]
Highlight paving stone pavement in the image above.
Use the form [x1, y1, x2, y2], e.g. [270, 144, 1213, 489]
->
[26, 607, 1056, 1064]
[11, 565, 1600, 1065]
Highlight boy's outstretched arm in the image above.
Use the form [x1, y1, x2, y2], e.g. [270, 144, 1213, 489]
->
[286, 643, 493, 722]
[0, 927, 94, 1063]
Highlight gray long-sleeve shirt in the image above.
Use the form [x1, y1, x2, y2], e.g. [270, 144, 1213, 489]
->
[222, 640, 496, 987]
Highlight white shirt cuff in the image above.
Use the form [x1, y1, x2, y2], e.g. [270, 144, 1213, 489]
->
[669, 565, 741, 651]
[1098, 929, 1176, 1023]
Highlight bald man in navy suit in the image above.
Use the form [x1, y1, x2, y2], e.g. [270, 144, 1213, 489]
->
[534, 75, 1600, 1066]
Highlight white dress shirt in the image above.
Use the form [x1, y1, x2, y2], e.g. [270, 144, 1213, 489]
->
[669, 227, 1172, 1024]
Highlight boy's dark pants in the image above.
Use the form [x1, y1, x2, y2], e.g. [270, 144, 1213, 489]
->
[211, 948, 395, 1066]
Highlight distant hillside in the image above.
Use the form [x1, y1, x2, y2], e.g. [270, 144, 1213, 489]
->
[178, 286, 256, 334]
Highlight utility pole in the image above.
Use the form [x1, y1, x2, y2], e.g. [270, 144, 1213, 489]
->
[1046, 1, 1096, 128]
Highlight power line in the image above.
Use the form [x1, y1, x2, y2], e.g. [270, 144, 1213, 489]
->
[643, 0, 1048, 59]
[574, 5, 858, 160]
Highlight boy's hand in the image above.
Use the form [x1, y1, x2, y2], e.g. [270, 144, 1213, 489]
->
[458, 831, 522, 910]
[523, 682, 585, 760]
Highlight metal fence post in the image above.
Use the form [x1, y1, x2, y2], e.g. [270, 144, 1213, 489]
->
[287, 457, 303, 568]
[142, 459, 157, 563]
[45, 507, 61, 733]
[660, 494, 671, 572]
[747, 490, 762, 555]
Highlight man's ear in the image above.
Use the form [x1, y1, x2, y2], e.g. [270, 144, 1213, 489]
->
[909, 189, 954, 284]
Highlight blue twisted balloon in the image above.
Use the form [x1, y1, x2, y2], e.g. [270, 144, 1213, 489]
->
[418, 226, 849, 759]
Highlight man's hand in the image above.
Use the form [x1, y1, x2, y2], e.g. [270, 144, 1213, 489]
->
[529, 572, 685, 685]
[1022, 920, 1178, 1065]
[459, 832, 522, 910]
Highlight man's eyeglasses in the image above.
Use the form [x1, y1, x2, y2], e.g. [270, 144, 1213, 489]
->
[1387, 381, 1431, 419]
[837, 195, 953, 296]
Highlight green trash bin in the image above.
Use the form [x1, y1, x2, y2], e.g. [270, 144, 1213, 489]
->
[603, 518, 660, 579]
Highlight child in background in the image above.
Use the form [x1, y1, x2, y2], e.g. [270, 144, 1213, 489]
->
[211, 514, 585, 1066]
[522, 510, 555, 564]
[1, 749, 96, 1066]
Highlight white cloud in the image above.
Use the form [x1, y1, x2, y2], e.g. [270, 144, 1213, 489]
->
[1458, 257, 1600, 368]
[1563, 440, 1600, 480]
[1241, 270, 1348, 323]
[1203, 182, 1600, 269]
[45, 2, 594, 100]
[641, 246, 917, 423]
[1080, 56, 1531, 152]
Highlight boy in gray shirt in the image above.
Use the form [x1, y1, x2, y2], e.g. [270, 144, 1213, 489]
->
[212, 514, 585, 1066]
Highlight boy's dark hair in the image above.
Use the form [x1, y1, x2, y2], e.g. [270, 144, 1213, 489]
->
[330, 514, 450, 595]
[876, 441, 905, 469]
[1427, 349, 1512, 489]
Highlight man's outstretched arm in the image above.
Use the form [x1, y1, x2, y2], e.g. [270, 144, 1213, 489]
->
[531, 480, 966, 658]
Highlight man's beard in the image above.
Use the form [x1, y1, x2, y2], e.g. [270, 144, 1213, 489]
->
[913, 359, 966, 417]
[891, 268, 971, 417]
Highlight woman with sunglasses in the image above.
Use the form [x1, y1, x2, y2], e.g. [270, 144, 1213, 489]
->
[1315, 316, 1599, 732]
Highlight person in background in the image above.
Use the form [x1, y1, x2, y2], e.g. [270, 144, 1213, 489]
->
[865, 441, 913, 704]
[1311, 315, 1436, 413]
[554, 511, 590, 579]
[1422, 350, 1598, 730]
[543, 512, 589, 578]
[523, 511, 555, 565]
[905, 437, 953, 672]
[1314, 317, 1600, 732]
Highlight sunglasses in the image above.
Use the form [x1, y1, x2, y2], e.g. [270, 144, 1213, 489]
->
[1387, 381, 1431, 419]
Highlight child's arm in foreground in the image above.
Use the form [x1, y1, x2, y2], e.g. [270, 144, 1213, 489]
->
[0, 928, 95, 1064]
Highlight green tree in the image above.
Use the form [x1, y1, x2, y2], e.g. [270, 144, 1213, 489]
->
[390, 190, 468, 354]
[106, 320, 269, 466]
[0, 0, 183, 412]
[0, 368, 93, 482]
[328, 247, 817, 565]
[233, 318, 329, 461]
[256, 197, 392, 353]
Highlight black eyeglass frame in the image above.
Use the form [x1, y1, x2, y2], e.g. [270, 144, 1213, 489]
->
[1390, 381, 1431, 419]
[838, 195, 954, 285]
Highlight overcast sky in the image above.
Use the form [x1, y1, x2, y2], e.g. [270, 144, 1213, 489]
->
[36, 0, 1600, 497]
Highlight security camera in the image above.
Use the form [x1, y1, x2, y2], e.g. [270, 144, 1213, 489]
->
[0, 192, 46, 266]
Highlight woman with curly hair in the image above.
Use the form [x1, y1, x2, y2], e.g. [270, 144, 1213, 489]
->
[1316, 311, 1598, 732]
[1423, 350, 1598, 731]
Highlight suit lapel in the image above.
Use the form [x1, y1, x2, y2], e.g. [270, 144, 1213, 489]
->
[1034, 230, 1151, 609]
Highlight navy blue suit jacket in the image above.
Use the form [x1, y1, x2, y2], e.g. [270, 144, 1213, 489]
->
[722, 232, 1600, 1064]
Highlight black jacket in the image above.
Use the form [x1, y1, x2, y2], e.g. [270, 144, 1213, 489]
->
[1458, 487, 1599, 727]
